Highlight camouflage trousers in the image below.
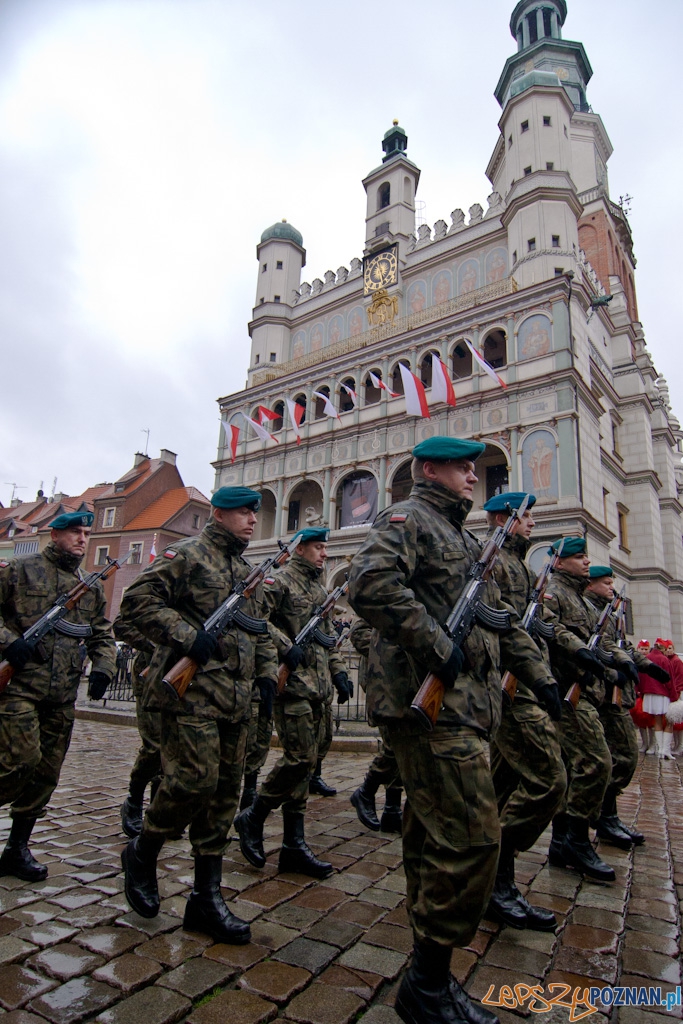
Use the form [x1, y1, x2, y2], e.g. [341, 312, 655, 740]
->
[244, 698, 273, 776]
[0, 696, 75, 820]
[318, 698, 333, 763]
[556, 696, 611, 821]
[259, 699, 324, 815]
[383, 720, 499, 949]
[143, 713, 247, 856]
[598, 703, 639, 808]
[367, 737, 402, 788]
[129, 701, 162, 797]
[490, 699, 566, 852]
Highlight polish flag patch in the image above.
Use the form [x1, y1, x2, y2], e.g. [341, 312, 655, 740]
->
[164, 550, 177, 559]
[390, 514, 408, 522]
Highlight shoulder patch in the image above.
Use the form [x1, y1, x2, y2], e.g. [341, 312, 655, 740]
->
[264, 576, 276, 584]
[389, 514, 408, 523]
[0, 561, 8, 568]
[163, 550, 178, 559]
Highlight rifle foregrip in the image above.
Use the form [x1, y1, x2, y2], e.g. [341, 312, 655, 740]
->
[564, 682, 581, 710]
[501, 670, 518, 705]
[162, 657, 198, 700]
[410, 672, 445, 731]
[0, 660, 14, 695]
[276, 662, 290, 695]
[611, 685, 623, 708]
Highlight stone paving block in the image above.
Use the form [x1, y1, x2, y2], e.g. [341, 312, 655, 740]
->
[11, 903, 59, 927]
[228, 898, 269, 922]
[94, 985, 190, 1024]
[465, 931, 492, 956]
[330, 901, 386, 928]
[274, 937, 339, 975]
[360, 888, 404, 910]
[574, 890, 627, 913]
[248, 919, 299, 951]
[321, 873, 372, 896]
[74, 925, 145, 957]
[13, 923, 79, 949]
[627, 915, 678, 938]
[186, 989, 277, 1024]
[483, 940, 548, 979]
[348, 861, 388, 882]
[465, 964, 540, 1003]
[0, 936, 38, 966]
[0, 965, 57, 1011]
[318, 964, 384, 1001]
[529, 869, 581, 898]
[561, 924, 619, 954]
[553, 946, 618, 983]
[621, 949, 681, 984]
[493, 928, 556, 954]
[449, 948, 477, 983]
[203, 941, 269, 969]
[27, 976, 119, 1024]
[55, 904, 119, 929]
[629, 898, 677, 922]
[157, 955, 234, 999]
[265, 904, 322, 930]
[355, 1007, 401, 1024]
[0, 1012, 50, 1024]
[133, 931, 209, 968]
[364, 921, 414, 956]
[571, 906, 624, 931]
[372, 874, 406, 895]
[239, 960, 311, 1004]
[0, 892, 41, 914]
[92, 953, 162, 994]
[623, 930, 679, 957]
[115, 911, 178, 935]
[631, 883, 676, 901]
[27, 942, 104, 981]
[338, 942, 407, 980]
[46, 890, 102, 911]
[304, 918, 364, 950]
[0, 916, 21, 936]
[291, 888, 346, 912]
[286, 982, 365, 1024]
[242, 879, 303, 909]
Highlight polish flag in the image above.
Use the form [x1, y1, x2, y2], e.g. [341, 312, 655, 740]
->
[399, 363, 430, 419]
[369, 371, 399, 397]
[221, 421, 240, 462]
[313, 391, 340, 419]
[241, 412, 279, 443]
[149, 533, 157, 563]
[465, 340, 507, 388]
[286, 398, 305, 445]
[430, 355, 457, 407]
[339, 382, 358, 410]
[257, 405, 279, 425]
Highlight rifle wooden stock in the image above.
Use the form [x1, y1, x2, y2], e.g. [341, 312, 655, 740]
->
[501, 670, 518, 704]
[276, 662, 290, 695]
[564, 682, 581, 709]
[162, 656, 199, 700]
[410, 672, 446, 731]
[0, 660, 13, 696]
[611, 685, 623, 707]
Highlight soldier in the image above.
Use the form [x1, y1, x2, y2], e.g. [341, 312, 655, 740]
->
[542, 537, 637, 881]
[0, 511, 115, 880]
[347, 437, 558, 1024]
[118, 487, 278, 945]
[239, 683, 274, 810]
[235, 527, 352, 879]
[483, 492, 566, 931]
[584, 566, 668, 845]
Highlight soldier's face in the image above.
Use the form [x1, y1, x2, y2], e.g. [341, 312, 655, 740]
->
[500, 509, 535, 539]
[558, 553, 590, 577]
[298, 541, 327, 568]
[586, 578, 614, 600]
[51, 526, 89, 558]
[212, 506, 258, 542]
[425, 459, 478, 500]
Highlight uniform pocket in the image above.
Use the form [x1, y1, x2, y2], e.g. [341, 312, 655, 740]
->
[427, 732, 499, 847]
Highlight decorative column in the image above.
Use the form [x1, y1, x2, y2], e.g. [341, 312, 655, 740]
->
[323, 469, 331, 525]
[378, 457, 387, 512]
[275, 477, 284, 534]
[536, 8, 544, 40]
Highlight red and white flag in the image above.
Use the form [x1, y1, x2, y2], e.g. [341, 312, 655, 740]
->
[241, 412, 279, 444]
[286, 398, 305, 445]
[369, 370, 399, 397]
[149, 533, 157, 563]
[313, 391, 340, 419]
[430, 355, 456, 407]
[257, 405, 279, 425]
[399, 363, 430, 419]
[339, 382, 358, 410]
[221, 421, 240, 462]
[465, 340, 507, 388]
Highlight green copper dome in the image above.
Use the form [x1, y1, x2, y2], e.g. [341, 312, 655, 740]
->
[509, 69, 561, 98]
[260, 219, 303, 247]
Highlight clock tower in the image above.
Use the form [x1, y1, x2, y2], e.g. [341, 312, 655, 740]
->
[362, 121, 420, 262]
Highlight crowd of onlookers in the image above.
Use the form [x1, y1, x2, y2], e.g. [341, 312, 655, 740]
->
[631, 638, 683, 759]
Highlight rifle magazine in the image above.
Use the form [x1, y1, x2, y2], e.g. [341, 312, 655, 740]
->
[232, 610, 269, 635]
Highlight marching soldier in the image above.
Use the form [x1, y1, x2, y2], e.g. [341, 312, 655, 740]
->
[0, 511, 115, 880]
[235, 527, 352, 879]
[239, 683, 275, 810]
[348, 438, 558, 1024]
[117, 487, 278, 945]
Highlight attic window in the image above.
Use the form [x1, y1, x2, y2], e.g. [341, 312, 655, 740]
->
[103, 508, 115, 527]
[276, 261, 283, 269]
[115, 483, 125, 493]
[552, 235, 560, 247]
[521, 120, 529, 133]
[543, 116, 551, 127]
[528, 238, 536, 252]
[524, 166, 532, 176]
[274, 295, 281, 303]
[262, 263, 267, 273]
[546, 161, 554, 170]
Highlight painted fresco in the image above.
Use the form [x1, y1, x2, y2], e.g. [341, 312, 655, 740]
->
[408, 281, 427, 313]
[349, 307, 364, 336]
[458, 259, 479, 294]
[522, 429, 558, 499]
[310, 324, 324, 352]
[432, 270, 453, 305]
[292, 331, 306, 359]
[328, 315, 344, 345]
[486, 247, 508, 283]
[518, 314, 552, 360]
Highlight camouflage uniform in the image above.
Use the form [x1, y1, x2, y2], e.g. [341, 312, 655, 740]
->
[244, 689, 273, 778]
[112, 619, 161, 804]
[117, 520, 277, 855]
[0, 542, 115, 820]
[348, 480, 555, 949]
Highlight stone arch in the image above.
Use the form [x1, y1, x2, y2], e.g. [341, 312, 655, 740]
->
[339, 377, 356, 413]
[271, 400, 284, 432]
[335, 469, 378, 530]
[314, 385, 332, 420]
[253, 488, 277, 541]
[390, 357, 411, 395]
[418, 347, 440, 388]
[284, 479, 324, 534]
[390, 458, 413, 503]
[472, 441, 511, 510]
[482, 327, 507, 369]
[378, 182, 391, 211]
[450, 339, 473, 379]
[363, 367, 384, 405]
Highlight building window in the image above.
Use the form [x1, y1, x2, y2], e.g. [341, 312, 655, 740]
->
[617, 505, 629, 551]
[287, 500, 300, 533]
[269, 352, 276, 362]
[546, 161, 554, 170]
[528, 238, 536, 252]
[14, 540, 39, 556]
[259, 297, 264, 304]
[274, 295, 280, 303]
[611, 420, 620, 456]
[603, 488, 609, 525]
[508, 135, 512, 148]
[451, 342, 473, 379]
[193, 514, 200, 529]
[521, 120, 529, 133]
[552, 234, 560, 247]
[96, 546, 109, 565]
[276, 260, 283, 269]
[378, 183, 391, 209]
[103, 508, 115, 528]
[512, 250, 517, 263]
[129, 542, 143, 565]
[563, 125, 568, 137]
[486, 464, 509, 501]
[524, 166, 532, 176]
[365, 371, 382, 406]
[543, 116, 551, 126]
[554, 268, 564, 276]
[262, 263, 267, 273]
[272, 401, 284, 431]
[483, 329, 507, 369]
[255, 354, 260, 364]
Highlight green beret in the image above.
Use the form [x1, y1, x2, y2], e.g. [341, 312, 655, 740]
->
[49, 511, 94, 530]
[412, 436, 486, 461]
[589, 565, 613, 579]
[211, 486, 261, 511]
[548, 536, 586, 557]
[483, 491, 536, 513]
[294, 527, 329, 544]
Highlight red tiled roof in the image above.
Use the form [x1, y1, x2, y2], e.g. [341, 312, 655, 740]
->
[124, 487, 210, 531]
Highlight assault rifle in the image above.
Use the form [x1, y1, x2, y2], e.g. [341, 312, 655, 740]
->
[277, 579, 349, 694]
[162, 537, 300, 700]
[565, 585, 626, 710]
[501, 538, 565, 703]
[410, 495, 530, 731]
[0, 550, 134, 696]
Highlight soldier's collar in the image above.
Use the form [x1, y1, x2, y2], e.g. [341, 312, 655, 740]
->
[504, 533, 530, 556]
[555, 569, 588, 593]
[291, 552, 323, 578]
[44, 541, 83, 574]
[203, 518, 249, 555]
[410, 481, 472, 525]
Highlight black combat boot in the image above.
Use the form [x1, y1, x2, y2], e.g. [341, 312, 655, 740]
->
[350, 769, 382, 831]
[120, 797, 144, 839]
[380, 787, 403, 833]
[486, 847, 527, 929]
[599, 788, 644, 846]
[183, 854, 251, 944]
[450, 976, 500, 1024]
[239, 771, 259, 811]
[309, 758, 337, 796]
[509, 883, 557, 932]
[234, 796, 270, 869]
[561, 817, 615, 881]
[548, 813, 568, 867]
[594, 815, 634, 850]
[0, 817, 48, 881]
[395, 941, 473, 1024]
[121, 832, 165, 918]
[278, 811, 333, 878]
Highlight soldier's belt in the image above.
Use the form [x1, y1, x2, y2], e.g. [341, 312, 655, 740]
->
[311, 627, 337, 649]
[531, 618, 555, 641]
[53, 620, 93, 639]
[473, 603, 512, 632]
[232, 610, 269, 635]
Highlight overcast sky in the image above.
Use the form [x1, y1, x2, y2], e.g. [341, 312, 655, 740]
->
[1, 0, 680, 507]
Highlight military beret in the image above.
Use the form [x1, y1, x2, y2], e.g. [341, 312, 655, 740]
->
[211, 486, 261, 510]
[49, 511, 94, 530]
[294, 527, 329, 544]
[412, 436, 486, 461]
[588, 565, 613, 579]
[548, 536, 586, 557]
[483, 491, 536, 513]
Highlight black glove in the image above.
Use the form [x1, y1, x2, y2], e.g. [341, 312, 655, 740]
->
[4, 638, 33, 671]
[188, 630, 218, 667]
[256, 677, 277, 719]
[612, 671, 629, 690]
[333, 671, 353, 705]
[88, 671, 110, 700]
[574, 648, 605, 680]
[620, 660, 640, 686]
[439, 643, 465, 688]
[283, 644, 305, 672]
[641, 662, 671, 684]
[537, 681, 562, 721]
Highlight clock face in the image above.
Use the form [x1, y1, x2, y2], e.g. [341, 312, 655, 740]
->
[363, 247, 398, 294]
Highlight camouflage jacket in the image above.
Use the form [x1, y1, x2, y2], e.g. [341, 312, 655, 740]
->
[347, 481, 553, 736]
[0, 542, 116, 704]
[117, 520, 277, 721]
[112, 616, 155, 700]
[263, 553, 346, 704]
[584, 592, 644, 709]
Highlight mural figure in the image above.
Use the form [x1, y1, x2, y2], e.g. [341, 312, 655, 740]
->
[459, 260, 479, 294]
[408, 282, 426, 312]
[519, 315, 552, 359]
[523, 431, 557, 498]
[486, 248, 507, 283]
[292, 332, 306, 359]
[349, 308, 364, 336]
[433, 271, 452, 305]
[328, 316, 343, 345]
[311, 325, 323, 352]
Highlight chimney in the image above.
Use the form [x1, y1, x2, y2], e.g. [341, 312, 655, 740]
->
[10, 498, 21, 508]
[133, 452, 148, 467]
[159, 449, 177, 466]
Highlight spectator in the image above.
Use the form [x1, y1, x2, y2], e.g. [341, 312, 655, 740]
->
[637, 646, 678, 759]
[660, 640, 683, 755]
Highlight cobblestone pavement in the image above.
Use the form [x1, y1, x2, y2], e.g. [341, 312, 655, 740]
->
[0, 720, 681, 1024]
